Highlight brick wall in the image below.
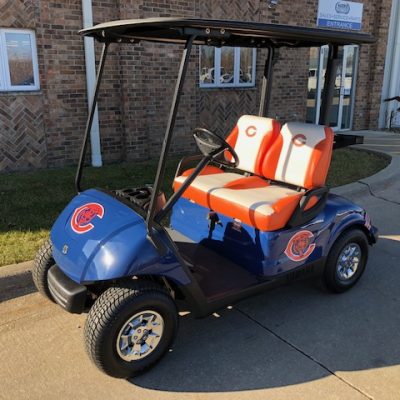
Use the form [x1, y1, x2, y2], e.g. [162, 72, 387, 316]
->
[0, 0, 393, 171]
[0, 1, 47, 171]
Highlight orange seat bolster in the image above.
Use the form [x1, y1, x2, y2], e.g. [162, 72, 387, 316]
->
[223, 176, 269, 190]
[304, 127, 334, 189]
[181, 165, 223, 177]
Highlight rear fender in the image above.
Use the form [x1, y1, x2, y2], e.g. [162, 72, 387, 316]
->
[323, 211, 375, 257]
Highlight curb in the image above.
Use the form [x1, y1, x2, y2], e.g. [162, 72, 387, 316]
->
[1, 148, 398, 280]
[332, 149, 398, 199]
[0, 260, 33, 278]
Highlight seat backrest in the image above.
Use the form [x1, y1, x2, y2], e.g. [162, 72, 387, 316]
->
[262, 122, 334, 189]
[225, 115, 280, 176]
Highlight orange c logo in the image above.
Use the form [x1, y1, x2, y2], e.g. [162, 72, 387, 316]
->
[71, 203, 104, 234]
[285, 230, 316, 262]
[245, 126, 257, 137]
[292, 134, 307, 147]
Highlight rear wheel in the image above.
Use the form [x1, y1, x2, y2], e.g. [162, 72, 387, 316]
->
[32, 239, 55, 302]
[84, 280, 178, 378]
[323, 229, 369, 293]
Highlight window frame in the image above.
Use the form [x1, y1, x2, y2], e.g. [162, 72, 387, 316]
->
[0, 28, 40, 92]
[199, 47, 256, 89]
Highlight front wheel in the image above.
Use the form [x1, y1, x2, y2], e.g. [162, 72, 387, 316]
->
[323, 228, 369, 293]
[84, 280, 178, 378]
[32, 239, 55, 302]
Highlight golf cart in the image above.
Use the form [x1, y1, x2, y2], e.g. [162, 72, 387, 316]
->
[32, 18, 378, 378]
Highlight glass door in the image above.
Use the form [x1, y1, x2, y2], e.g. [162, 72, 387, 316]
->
[306, 45, 358, 130]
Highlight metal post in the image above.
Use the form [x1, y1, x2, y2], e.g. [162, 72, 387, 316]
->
[258, 46, 275, 117]
[82, 0, 102, 167]
[75, 42, 109, 193]
[146, 36, 195, 233]
[319, 44, 340, 125]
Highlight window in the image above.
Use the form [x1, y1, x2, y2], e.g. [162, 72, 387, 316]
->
[200, 46, 256, 88]
[0, 29, 40, 91]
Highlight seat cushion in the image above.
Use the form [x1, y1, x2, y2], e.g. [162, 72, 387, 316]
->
[174, 172, 303, 231]
[174, 171, 244, 207]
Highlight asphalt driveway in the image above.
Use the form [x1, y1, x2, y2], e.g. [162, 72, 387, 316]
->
[0, 173, 399, 399]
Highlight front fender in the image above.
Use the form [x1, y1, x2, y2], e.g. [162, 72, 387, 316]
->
[51, 189, 190, 285]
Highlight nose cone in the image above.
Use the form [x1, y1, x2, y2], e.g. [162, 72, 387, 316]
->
[50, 189, 156, 283]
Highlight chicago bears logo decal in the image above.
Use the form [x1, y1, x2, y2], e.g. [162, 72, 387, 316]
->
[245, 125, 257, 137]
[285, 230, 316, 262]
[71, 202, 104, 234]
[292, 134, 307, 147]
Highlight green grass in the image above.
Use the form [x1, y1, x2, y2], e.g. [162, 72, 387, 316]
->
[0, 148, 389, 266]
[327, 148, 389, 187]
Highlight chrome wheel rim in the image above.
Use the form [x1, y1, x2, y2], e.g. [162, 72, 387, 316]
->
[336, 243, 361, 281]
[116, 310, 164, 361]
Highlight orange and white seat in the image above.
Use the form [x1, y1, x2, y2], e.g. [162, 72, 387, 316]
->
[173, 115, 280, 205]
[174, 120, 334, 231]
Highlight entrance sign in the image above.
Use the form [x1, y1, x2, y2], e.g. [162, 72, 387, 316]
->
[317, 0, 363, 31]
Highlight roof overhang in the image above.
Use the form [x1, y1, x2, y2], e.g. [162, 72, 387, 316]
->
[80, 18, 375, 48]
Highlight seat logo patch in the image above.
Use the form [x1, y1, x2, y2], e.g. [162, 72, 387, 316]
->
[292, 134, 307, 147]
[245, 125, 257, 137]
[285, 230, 316, 262]
[71, 202, 104, 234]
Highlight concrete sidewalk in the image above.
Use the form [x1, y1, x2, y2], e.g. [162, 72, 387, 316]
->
[1, 139, 400, 399]
[348, 129, 400, 155]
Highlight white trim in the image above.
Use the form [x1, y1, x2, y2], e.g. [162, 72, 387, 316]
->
[379, 0, 400, 128]
[199, 47, 256, 88]
[0, 33, 5, 91]
[348, 45, 359, 130]
[0, 28, 40, 91]
[314, 46, 325, 124]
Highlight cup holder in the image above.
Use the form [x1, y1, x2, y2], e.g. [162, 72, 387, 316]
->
[114, 186, 166, 213]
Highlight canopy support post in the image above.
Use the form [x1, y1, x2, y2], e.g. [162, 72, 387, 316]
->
[258, 46, 275, 117]
[75, 42, 109, 192]
[319, 44, 340, 126]
[146, 36, 195, 235]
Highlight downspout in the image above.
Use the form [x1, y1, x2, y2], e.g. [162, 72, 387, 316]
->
[82, 0, 102, 167]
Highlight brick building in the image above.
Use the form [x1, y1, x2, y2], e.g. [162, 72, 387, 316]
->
[0, 0, 396, 172]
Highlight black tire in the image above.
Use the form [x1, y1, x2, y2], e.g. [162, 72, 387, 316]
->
[84, 280, 178, 378]
[323, 228, 369, 293]
[32, 239, 55, 302]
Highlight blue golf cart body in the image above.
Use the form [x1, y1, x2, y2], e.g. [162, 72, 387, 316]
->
[33, 18, 378, 377]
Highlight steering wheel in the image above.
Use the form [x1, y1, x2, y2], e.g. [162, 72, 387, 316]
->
[193, 127, 239, 168]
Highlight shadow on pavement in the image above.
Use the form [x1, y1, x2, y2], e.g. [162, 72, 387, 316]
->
[0, 271, 36, 303]
[130, 235, 400, 392]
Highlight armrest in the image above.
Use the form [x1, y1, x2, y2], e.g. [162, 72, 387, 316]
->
[286, 186, 329, 228]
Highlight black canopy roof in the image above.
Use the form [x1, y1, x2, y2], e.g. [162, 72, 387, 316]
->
[80, 17, 375, 48]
